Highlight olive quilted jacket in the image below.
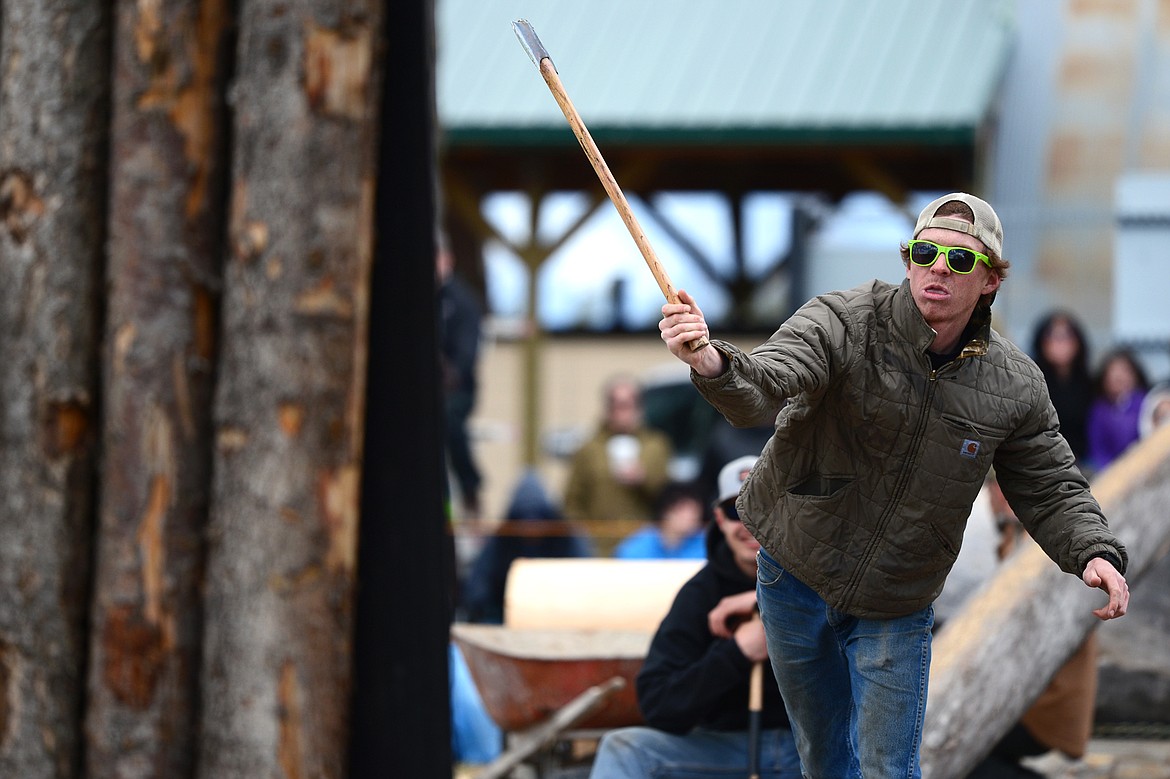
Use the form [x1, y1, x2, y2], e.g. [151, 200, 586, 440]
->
[693, 279, 1127, 619]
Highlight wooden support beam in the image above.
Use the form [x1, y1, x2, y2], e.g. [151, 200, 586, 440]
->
[839, 150, 917, 222]
[921, 424, 1170, 778]
[444, 171, 521, 255]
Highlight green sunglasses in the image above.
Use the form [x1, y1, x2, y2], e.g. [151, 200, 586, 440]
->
[907, 239, 991, 275]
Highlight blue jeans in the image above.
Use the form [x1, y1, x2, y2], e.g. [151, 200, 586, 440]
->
[590, 725, 801, 778]
[756, 548, 933, 779]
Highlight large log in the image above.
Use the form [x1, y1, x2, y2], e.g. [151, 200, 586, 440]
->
[85, 2, 232, 777]
[196, 2, 384, 777]
[0, 2, 110, 777]
[921, 423, 1170, 778]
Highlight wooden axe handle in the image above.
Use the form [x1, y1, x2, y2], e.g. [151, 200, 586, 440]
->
[514, 20, 709, 351]
[749, 659, 764, 712]
[748, 660, 764, 779]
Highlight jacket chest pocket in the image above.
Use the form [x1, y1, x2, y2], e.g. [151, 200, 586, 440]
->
[934, 414, 1008, 479]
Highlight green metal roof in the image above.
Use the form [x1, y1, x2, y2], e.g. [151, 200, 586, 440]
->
[436, 0, 1015, 147]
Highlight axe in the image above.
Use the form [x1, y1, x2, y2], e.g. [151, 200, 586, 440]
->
[512, 19, 709, 350]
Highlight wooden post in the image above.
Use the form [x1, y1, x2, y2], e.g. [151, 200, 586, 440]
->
[921, 424, 1170, 778]
[520, 187, 546, 467]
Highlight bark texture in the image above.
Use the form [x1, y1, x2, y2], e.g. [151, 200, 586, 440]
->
[0, 2, 111, 777]
[921, 426, 1170, 778]
[196, 2, 383, 777]
[85, 2, 233, 777]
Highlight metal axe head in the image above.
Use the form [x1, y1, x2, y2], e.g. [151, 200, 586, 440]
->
[512, 19, 554, 71]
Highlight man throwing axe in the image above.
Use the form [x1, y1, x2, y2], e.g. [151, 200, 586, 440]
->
[658, 193, 1129, 778]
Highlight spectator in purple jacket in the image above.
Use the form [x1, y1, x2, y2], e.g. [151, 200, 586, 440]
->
[1086, 348, 1150, 472]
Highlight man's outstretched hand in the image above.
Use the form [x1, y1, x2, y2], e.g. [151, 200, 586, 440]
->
[1082, 556, 1129, 620]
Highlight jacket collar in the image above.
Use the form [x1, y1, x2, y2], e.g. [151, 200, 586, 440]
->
[893, 280, 941, 354]
[958, 304, 992, 359]
[893, 279, 991, 360]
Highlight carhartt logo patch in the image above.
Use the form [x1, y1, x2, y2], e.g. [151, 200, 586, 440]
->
[960, 439, 980, 459]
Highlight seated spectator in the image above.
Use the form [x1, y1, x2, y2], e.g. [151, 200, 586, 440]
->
[614, 482, 709, 560]
[966, 474, 1098, 779]
[564, 375, 673, 553]
[1086, 348, 1150, 472]
[460, 470, 592, 624]
[589, 456, 800, 778]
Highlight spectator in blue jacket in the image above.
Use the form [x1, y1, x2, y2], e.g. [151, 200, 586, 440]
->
[614, 481, 709, 560]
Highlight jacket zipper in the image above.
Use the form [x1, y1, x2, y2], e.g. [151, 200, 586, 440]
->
[839, 364, 940, 610]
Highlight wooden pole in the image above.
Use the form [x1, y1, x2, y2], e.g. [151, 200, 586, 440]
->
[921, 424, 1170, 778]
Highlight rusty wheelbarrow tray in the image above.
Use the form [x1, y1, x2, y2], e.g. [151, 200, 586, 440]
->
[451, 622, 652, 732]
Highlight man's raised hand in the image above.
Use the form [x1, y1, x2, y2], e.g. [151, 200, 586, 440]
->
[660, 290, 725, 377]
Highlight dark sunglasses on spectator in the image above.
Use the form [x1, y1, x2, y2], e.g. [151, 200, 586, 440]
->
[907, 239, 991, 274]
[718, 499, 740, 521]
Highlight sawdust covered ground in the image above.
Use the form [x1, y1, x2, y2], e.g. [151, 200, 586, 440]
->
[456, 738, 1170, 778]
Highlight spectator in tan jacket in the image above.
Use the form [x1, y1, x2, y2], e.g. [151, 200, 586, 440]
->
[563, 376, 672, 552]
